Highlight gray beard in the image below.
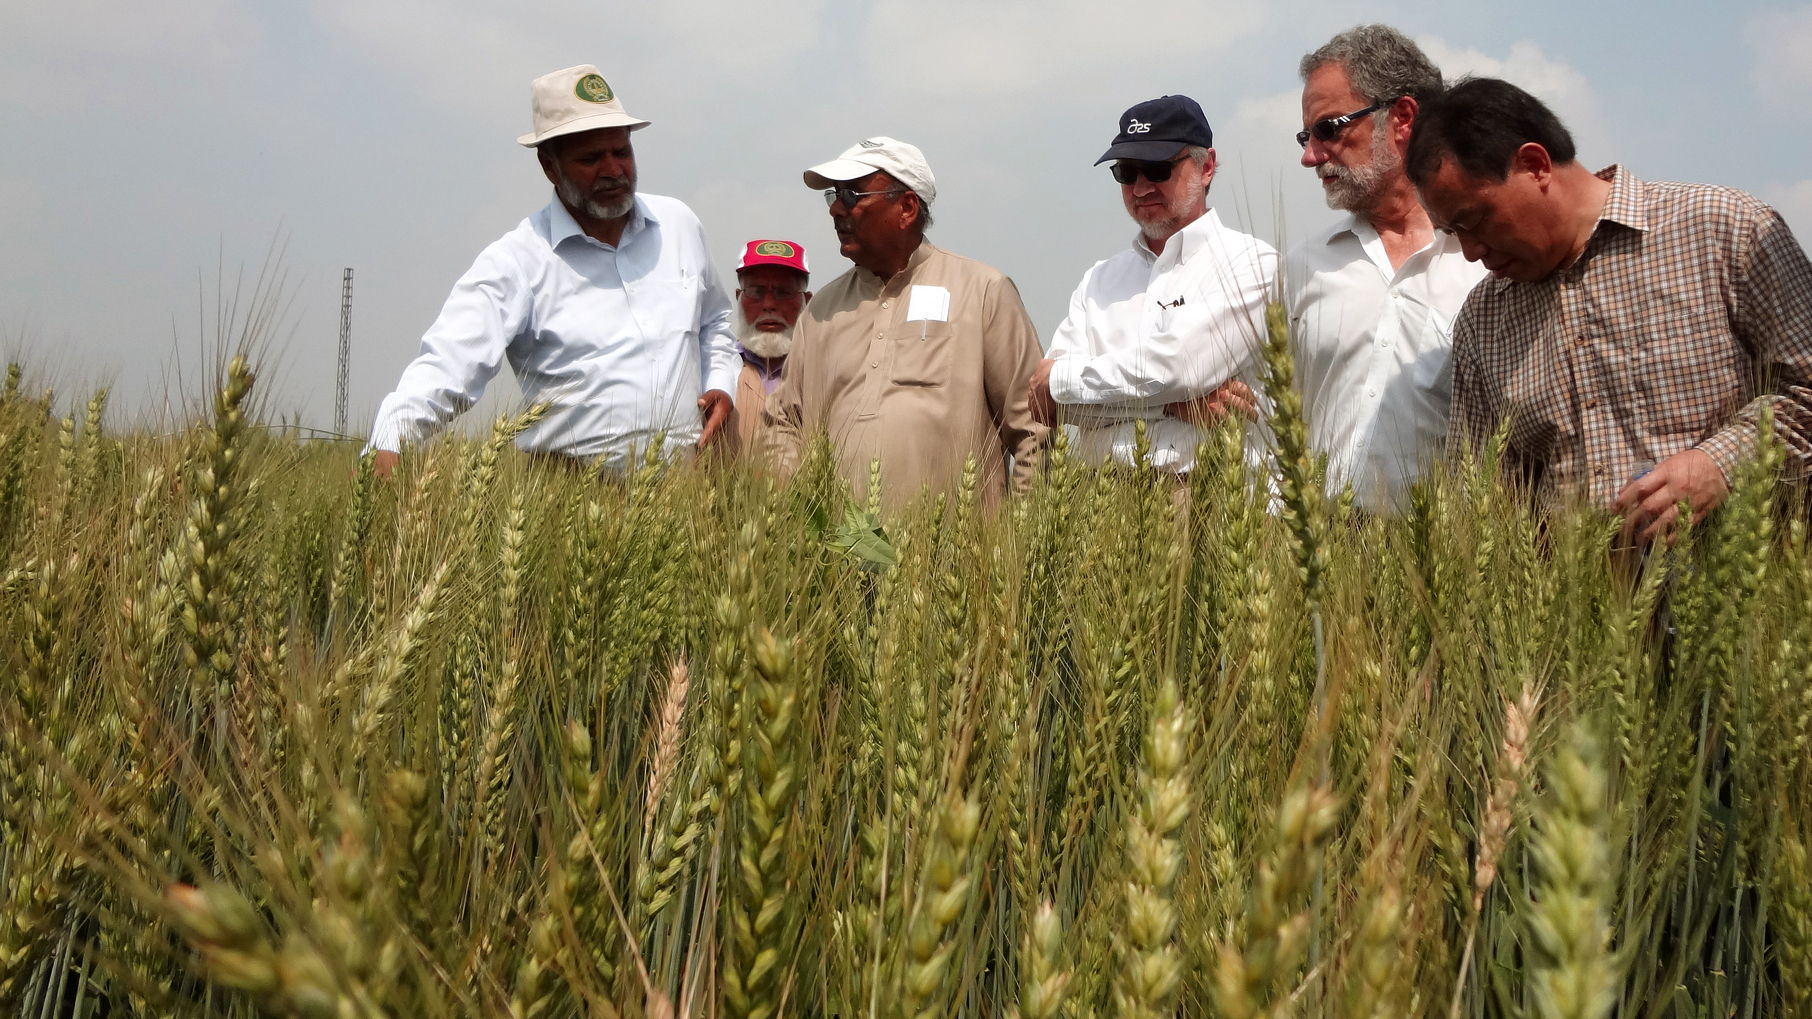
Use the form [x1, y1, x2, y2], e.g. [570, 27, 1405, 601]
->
[736, 310, 794, 360]
[1319, 123, 1400, 213]
[554, 167, 635, 220]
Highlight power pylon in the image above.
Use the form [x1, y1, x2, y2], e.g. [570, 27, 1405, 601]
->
[336, 268, 353, 436]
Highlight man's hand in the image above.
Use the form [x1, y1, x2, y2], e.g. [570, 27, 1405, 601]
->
[1612, 448, 1730, 546]
[1027, 357, 1058, 427]
[697, 389, 733, 448]
[373, 449, 400, 480]
[1165, 379, 1258, 425]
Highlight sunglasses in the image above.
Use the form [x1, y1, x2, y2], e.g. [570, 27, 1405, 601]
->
[1109, 156, 1187, 185]
[822, 186, 903, 209]
[1296, 100, 1385, 149]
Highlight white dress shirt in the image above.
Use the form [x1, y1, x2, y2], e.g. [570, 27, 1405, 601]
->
[1047, 209, 1277, 472]
[368, 193, 740, 468]
[1284, 215, 1488, 512]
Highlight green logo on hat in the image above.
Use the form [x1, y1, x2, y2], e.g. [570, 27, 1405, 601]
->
[574, 74, 615, 104]
[755, 241, 796, 258]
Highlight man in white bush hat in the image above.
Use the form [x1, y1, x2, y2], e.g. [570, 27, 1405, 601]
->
[761, 136, 1046, 510]
[368, 64, 739, 475]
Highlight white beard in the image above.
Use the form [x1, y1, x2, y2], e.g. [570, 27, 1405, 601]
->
[736, 308, 795, 360]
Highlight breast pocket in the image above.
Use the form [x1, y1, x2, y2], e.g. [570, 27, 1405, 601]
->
[888, 320, 956, 387]
[645, 270, 702, 342]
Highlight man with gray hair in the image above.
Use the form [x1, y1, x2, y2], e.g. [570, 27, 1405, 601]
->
[1285, 26, 1487, 511]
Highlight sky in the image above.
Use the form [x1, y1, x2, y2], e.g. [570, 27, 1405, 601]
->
[4, 0, 1811, 433]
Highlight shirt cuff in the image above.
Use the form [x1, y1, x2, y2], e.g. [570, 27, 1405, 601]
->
[1047, 354, 1101, 405]
[365, 415, 405, 454]
[704, 363, 740, 398]
[1695, 422, 1751, 488]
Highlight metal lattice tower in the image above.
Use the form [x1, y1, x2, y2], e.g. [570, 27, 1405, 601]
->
[336, 268, 353, 435]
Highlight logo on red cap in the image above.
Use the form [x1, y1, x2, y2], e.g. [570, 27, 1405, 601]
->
[739, 239, 808, 274]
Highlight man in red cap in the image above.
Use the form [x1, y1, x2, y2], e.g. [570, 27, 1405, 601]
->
[726, 239, 812, 451]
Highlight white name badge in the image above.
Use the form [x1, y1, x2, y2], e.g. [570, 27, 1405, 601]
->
[906, 285, 951, 323]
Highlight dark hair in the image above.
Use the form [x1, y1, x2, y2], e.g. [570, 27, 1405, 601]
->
[1405, 76, 1577, 187]
[1300, 25, 1445, 107]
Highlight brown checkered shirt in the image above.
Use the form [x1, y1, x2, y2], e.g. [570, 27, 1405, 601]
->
[1446, 165, 1812, 508]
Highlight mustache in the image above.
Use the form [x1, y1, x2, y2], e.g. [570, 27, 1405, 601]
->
[750, 314, 790, 329]
[590, 175, 632, 192]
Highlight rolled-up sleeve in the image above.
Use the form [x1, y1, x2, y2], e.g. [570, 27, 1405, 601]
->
[368, 247, 532, 452]
[1048, 249, 1274, 406]
[1698, 208, 1812, 481]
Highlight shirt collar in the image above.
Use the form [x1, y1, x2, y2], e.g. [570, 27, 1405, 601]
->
[545, 192, 654, 250]
[1325, 213, 1363, 245]
[739, 348, 785, 377]
[1593, 164, 1647, 233]
[1135, 208, 1223, 267]
[855, 238, 936, 292]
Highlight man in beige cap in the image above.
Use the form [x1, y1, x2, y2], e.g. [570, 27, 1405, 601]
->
[761, 137, 1047, 509]
[368, 65, 739, 475]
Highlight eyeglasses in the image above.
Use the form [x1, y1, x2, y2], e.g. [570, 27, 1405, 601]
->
[739, 285, 804, 301]
[1296, 101, 1385, 148]
[822, 186, 903, 209]
[1109, 156, 1186, 185]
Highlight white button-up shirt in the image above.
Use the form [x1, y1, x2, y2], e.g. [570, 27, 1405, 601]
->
[1047, 209, 1277, 472]
[1284, 215, 1488, 512]
[369, 193, 740, 468]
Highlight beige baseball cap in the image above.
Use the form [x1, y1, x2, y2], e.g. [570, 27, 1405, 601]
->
[802, 136, 937, 204]
[517, 64, 650, 147]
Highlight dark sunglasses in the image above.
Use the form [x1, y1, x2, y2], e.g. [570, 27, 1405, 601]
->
[1109, 156, 1186, 185]
[1296, 100, 1385, 148]
[822, 186, 903, 209]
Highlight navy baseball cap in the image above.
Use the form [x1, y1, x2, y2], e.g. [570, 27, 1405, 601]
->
[1095, 95, 1214, 165]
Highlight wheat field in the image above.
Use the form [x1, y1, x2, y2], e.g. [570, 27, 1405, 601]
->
[1, 306, 1810, 1019]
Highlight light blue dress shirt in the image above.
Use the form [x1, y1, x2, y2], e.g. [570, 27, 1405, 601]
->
[369, 192, 740, 468]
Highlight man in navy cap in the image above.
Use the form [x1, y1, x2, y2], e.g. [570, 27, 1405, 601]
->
[1028, 95, 1277, 474]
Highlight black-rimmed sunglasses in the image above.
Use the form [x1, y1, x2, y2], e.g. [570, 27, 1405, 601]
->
[1109, 157, 1186, 185]
[822, 186, 903, 209]
[1295, 100, 1385, 149]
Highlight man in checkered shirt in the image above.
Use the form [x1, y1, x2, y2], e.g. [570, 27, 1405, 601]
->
[1407, 76, 1812, 543]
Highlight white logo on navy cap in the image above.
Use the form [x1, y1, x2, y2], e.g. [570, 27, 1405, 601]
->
[1126, 118, 1152, 134]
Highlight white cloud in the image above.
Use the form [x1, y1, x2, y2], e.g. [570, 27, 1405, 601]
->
[310, 0, 831, 116]
[1747, 6, 1812, 111]
[0, 0, 265, 108]
[859, 0, 1269, 100]
[1414, 36, 1610, 162]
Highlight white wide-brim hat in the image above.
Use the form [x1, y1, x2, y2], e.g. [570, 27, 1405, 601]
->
[517, 64, 650, 147]
[802, 136, 937, 204]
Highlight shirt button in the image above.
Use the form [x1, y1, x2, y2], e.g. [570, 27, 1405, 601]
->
[882, 301, 889, 309]
[1594, 465, 1606, 476]
[1586, 399, 1598, 410]
[876, 331, 884, 338]
[871, 362, 878, 368]
[1576, 337, 1587, 349]
[1368, 388, 1377, 397]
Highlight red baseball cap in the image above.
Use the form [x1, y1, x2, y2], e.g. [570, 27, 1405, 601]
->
[736, 239, 809, 275]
